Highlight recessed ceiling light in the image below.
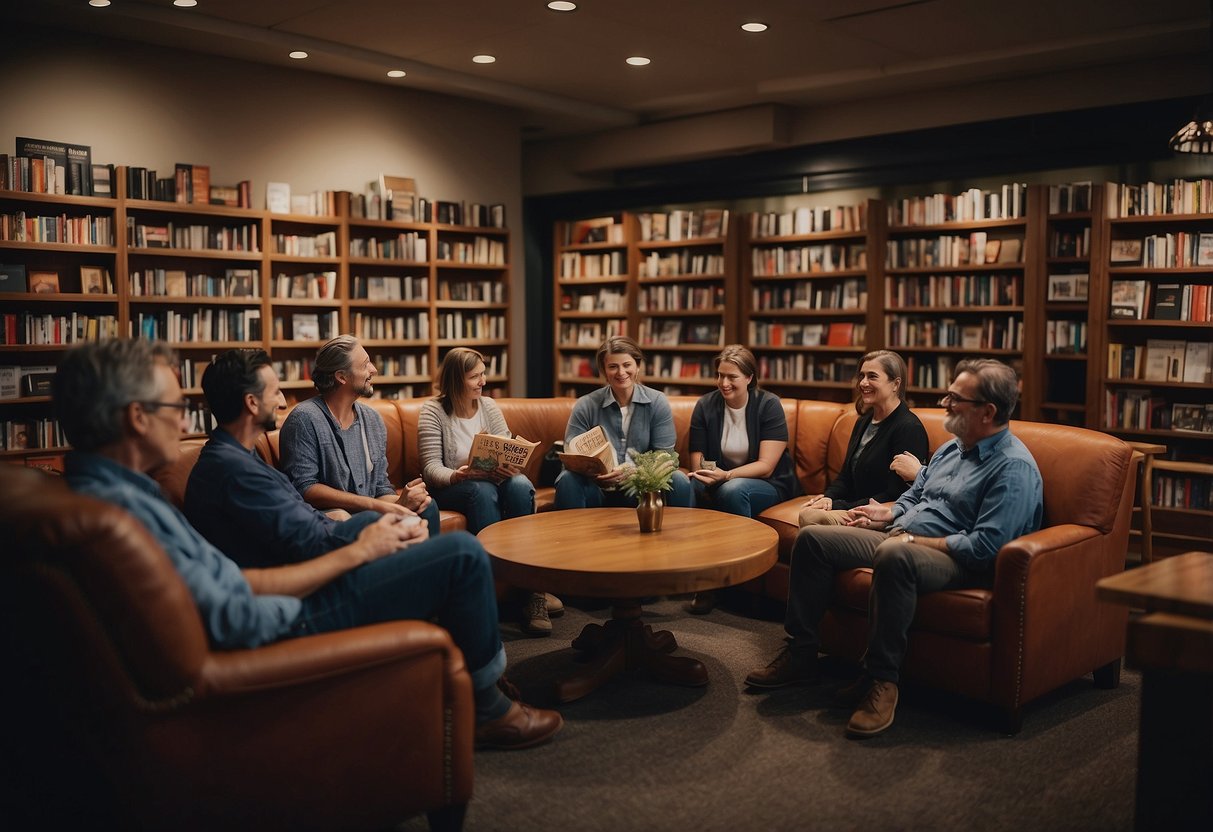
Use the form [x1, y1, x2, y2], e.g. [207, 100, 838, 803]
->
[548, 1, 577, 10]
[387, 69, 406, 78]
[288, 51, 308, 60]
[88, 0, 110, 7]
[173, 0, 199, 7]
[741, 22, 768, 33]
[472, 54, 496, 64]
[625, 56, 651, 66]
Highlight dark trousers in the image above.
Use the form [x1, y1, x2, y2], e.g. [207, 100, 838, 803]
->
[785, 525, 988, 683]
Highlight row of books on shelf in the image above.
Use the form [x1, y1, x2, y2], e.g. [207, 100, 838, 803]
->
[558, 320, 627, 347]
[645, 355, 714, 381]
[1046, 273, 1089, 301]
[636, 209, 729, 242]
[1047, 182, 1094, 214]
[0, 211, 114, 245]
[885, 273, 1021, 308]
[272, 272, 338, 300]
[1104, 391, 1213, 434]
[352, 275, 428, 301]
[886, 315, 1023, 351]
[436, 311, 505, 340]
[748, 205, 866, 238]
[273, 232, 338, 258]
[638, 320, 724, 347]
[1107, 340, 1213, 384]
[888, 185, 1027, 226]
[1045, 320, 1087, 355]
[886, 235, 1022, 269]
[351, 312, 429, 342]
[1105, 180, 1213, 218]
[1152, 473, 1213, 511]
[751, 278, 865, 311]
[758, 354, 860, 384]
[559, 251, 626, 279]
[2, 137, 100, 197]
[436, 279, 504, 303]
[639, 250, 724, 278]
[906, 355, 958, 391]
[1, 418, 65, 451]
[275, 312, 339, 342]
[1, 264, 113, 295]
[1049, 228, 1090, 258]
[1123, 232, 1213, 268]
[638, 284, 724, 312]
[562, 287, 626, 313]
[127, 219, 260, 253]
[135, 309, 262, 344]
[171, 163, 251, 208]
[563, 216, 626, 246]
[436, 237, 506, 266]
[750, 243, 865, 275]
[1109, 279, 1213, 321]
[349, 232, 427, 262]
[748, 321, 866, 348]
[265, 183, 341, 217]
[129, 268, 259, 298]
[1, 313, 119, 346]
[0, 365, 55, 399]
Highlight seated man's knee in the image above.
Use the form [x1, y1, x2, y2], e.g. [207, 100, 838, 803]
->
[872, 542, 914, 576]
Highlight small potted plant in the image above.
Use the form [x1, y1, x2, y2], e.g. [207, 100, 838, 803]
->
[620, 449, 678, 532]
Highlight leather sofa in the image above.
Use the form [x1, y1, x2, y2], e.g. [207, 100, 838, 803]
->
[0, 462, 473, 832]
[256, 395, 1133, 732]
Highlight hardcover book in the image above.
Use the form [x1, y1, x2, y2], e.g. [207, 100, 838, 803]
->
[1143, 339, 1186, 382]
[0, 366, 18, 399]
[1149, 283, 1182, 320]
[1110, 280, 1147, 319]
[995, 238, 1022, 263]
[17, 136, 92, 196]
[466, 433, 540, 476]
[0, 264, 27, 293]
[1182, 342, 1212, 384]
[292, 313, 320, 341]
[266, 182, 291, 214]
[1110, 239, 1143, 264]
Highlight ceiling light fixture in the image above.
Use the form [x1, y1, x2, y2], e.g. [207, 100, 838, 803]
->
[1170, 0, 1213, 153]
[173, 0, 199, 7]
[741, 22, 768, 32]
[288, 51, 308, 59]
[547, 1, 577, 10]
[88, 0, 111, 7]
[625, 56, 651, 66]
[387, 69, 406, 78]
[472, 54, 496, 64]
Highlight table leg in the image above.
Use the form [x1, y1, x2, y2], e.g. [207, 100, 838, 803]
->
[554, 600, 709, 703]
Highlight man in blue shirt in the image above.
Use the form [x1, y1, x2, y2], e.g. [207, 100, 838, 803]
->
[746, 358, 1043, 739]
[55, 339, 560, 750]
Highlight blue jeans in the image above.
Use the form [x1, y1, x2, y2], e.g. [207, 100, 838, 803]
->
[553, 469, 692, 510]
[296, 529, 506, 692]
[434, 474, 535, 535]
[418, 498, 442, 538]
[691, 475, 782, 518]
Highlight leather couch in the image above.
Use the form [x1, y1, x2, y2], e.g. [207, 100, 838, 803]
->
[0, 462, 473, 832]
[256, 395, 1133, 732]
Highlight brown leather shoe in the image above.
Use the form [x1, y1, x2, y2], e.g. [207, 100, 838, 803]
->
[744, 645, 820, 688]
[832, 674, 873, 710]
[685, 591, 716, 615]
[475, 702, 563, 750]
[846, 680, 898, 738]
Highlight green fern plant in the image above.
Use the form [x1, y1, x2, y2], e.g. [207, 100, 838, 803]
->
[619, 449, 678, 498]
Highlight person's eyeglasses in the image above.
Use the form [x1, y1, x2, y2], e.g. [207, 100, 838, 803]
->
[139, 400, 191, 413]
[938, 392, 987, 408]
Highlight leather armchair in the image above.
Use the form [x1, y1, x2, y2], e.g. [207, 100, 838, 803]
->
[0, 463, 473, 831]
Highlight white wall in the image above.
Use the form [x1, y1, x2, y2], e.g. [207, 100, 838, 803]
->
[1, 28, 530, 391]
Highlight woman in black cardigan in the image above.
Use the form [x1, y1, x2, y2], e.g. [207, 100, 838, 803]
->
[798, 350, 929, 526]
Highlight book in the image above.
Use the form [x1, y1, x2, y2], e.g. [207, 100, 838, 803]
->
[0, 264, 27, 293]
[29, 271, 60, 294]
[91, 163, 113, 198]
[292, 313, 320, 341]
[1047, 273, 1088, 301]
[1149, 283, 1182, 320]
[466, 433, 540, 476]
[191, 165, 210, 206]
[164, 269, 187, 296]
[1110, 280, 1147, 319]
[983, 239, 1001, 263]
[17, 136, 92, 196]
[24, 454, 65, 474]
[1182, 342, 1212, 384]
[826, 322, 854, 346]
[0, 366, 19, 399]
[1109, 239, 1143, 264]
[266, 182, 291, 214]
[558, 425, 617, 476]
[80, 266, 109, 294]
[995, 238, 1021, 263]
[1143, 339, 1186, 382]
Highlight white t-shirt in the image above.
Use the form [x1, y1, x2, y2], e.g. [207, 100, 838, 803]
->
[618, 403, 633, 446]
[447, 408, 486, 469]
[720, 403, 749, 467]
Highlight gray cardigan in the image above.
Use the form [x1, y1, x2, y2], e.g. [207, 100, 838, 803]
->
[418, 396, 512, 488]
[279, 396, 395, 498]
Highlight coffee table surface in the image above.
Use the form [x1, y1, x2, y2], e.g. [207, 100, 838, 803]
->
[478, 507, 778, 599]
[1096, 550, 1213, 619]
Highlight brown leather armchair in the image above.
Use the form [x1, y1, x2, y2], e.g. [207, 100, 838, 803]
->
[0, 463, 473, 832]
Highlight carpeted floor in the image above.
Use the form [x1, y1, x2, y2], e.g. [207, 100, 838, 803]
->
[400, 596, 1139, 832]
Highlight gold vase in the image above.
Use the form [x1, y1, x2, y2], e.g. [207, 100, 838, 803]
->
[636, 491, 665, 533]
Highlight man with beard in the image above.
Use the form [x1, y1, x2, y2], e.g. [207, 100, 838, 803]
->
[279, 335, 440, 535]
[188, 349, 565, 747]
[745, 358, 1042, 739]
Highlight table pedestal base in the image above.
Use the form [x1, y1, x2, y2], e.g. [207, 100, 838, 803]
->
[554, 601, 708, 703]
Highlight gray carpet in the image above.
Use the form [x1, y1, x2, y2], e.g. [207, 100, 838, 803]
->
[401, 597, 1139, 832]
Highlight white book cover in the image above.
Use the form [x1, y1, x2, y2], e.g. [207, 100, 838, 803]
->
[265, 181, 291, 214]
[1182, 342, 1212, 384]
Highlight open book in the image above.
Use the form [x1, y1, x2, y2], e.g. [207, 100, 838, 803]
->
[557, 425, 618, 477]
[467, 433, 539, 475]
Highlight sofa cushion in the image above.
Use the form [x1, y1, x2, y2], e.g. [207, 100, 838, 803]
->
[834, 568, 994, 642]
[794, 400, 849, 494]
[155, 440, 206, 510]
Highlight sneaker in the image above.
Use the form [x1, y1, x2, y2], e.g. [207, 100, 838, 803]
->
[832, 674, 873, 710]
[475, 701, 563, 750]
[521, 593, 552, 637]
[744, 644, 820, 688]
[685, 591, 716, 615]
[544, 592, 564, 618]
[846, 680, 899, 738]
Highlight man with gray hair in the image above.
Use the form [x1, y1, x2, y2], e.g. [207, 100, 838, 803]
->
[746, 358, 1042, 740]
[279, 335, 440, 536]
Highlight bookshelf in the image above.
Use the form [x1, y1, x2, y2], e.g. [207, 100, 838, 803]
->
[0, 170, 513, 462]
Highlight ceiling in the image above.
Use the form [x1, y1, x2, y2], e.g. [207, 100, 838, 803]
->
[30, 0, 1213, 138]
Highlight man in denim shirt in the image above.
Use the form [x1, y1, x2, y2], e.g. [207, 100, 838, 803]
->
[747, 358, 1042, 739]
[56, 339, 560, 750]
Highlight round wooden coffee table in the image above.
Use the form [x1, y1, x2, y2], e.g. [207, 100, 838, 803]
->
[478, 507, 778, 702]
